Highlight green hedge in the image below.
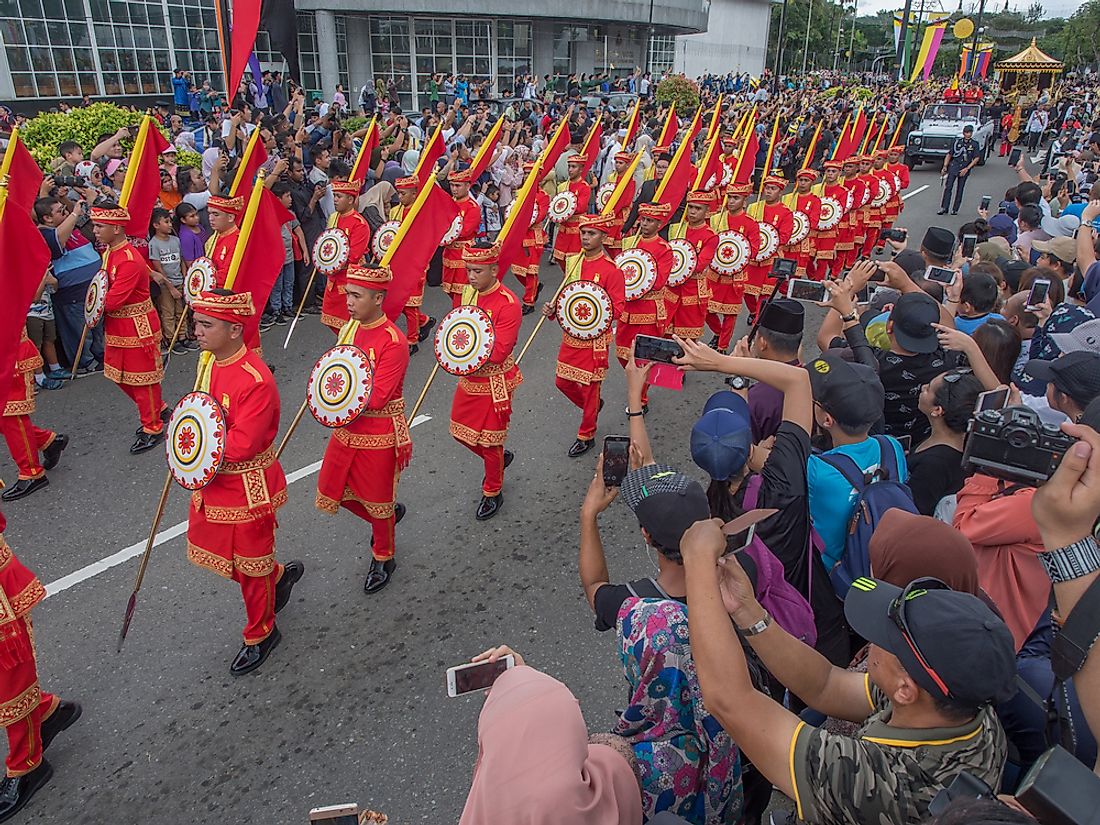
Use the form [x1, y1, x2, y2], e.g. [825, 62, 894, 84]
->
[656, 76, 701, 114]
[21, 102, 148, 168]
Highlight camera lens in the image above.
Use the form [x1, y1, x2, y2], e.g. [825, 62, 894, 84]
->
[1003, 425, 1036, 449]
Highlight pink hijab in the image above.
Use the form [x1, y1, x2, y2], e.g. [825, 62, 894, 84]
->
[459, 666, 642, 825]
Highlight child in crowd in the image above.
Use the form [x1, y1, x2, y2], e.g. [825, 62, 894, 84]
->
[27, 273, 64, 390]
[175, 202, 209, 268]
[270, 182, 306, 325]
[147, 208, 188, 354]
[478, 183, 502, 243]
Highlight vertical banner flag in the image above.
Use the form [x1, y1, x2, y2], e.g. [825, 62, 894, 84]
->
[910, 17, 949, 82]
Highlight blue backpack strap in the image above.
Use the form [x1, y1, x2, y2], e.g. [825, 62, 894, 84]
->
[873, 435, 900, 481]
[818, 451, 868, 492]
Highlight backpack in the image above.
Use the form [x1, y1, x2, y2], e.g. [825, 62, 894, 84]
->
[819, 435, 918, 599]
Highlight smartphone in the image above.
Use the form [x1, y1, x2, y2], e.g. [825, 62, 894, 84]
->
[308, 804, 359, 825]
[896, 434, 912, 453]
[602, 435, 630, 487]
[724, 523, 757, 556]
[771, 257, 797, 278]
[446, 655, 515, 697]
[975, 387, 1009, 413]
[961, 234, 978, 258]
[980, 194, 991, 211]
[786, 278, 827, 302]
[926, 265, 957, 285]
[1026, 278, 1051, 310]
[1009, 147, 1022, 167]
[855, 284, 871, 304]
[633, 334, 684, 364]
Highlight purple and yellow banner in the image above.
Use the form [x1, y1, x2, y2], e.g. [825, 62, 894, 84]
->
[909, 17, 950, 82]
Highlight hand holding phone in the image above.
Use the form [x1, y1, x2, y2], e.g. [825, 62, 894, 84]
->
[602, 436, 630, 487]
[633, 335, 684, 364]
[446, 655, 515, 697]
[961, 234, 978, 259]
[926, 265, 958, 286]
[786, 278, 828, 302]
[975, 387, 1009, 413]
[980, 194, 991, 211]
[1026, 279, 1051, 311]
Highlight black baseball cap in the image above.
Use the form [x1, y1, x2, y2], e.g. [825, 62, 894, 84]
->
[1025, 351, 1100, 407]
[845, 576, 1016, 706]
[889, 291, 941, 354]
[806, 354, 884, 430]
[620, 464, 711, 552]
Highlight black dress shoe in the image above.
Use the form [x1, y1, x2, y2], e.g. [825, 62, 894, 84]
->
[364, 558, 396, 594]
[0, 760, 52, 823]
[950, 210, 958, 215]
[274, 561, 305, 613]
[417, 316, 437, 343]
[568, 438, 594, 458]
[708, 335, 720, 350]
[409, 344, 419, 356]
[40, 701, 81, 753]
[160, 407, 172, 425]
[229, 626, 282, 675]
[503, 450, 514, 469]
[475, 493, 503, 521]
[521, 304, 534, 316]
[1, 477, 48, 502]
[936, 208, 948, 215]
[394, 502, 406, 524]
[129, 430, 164, 455]
[41, 434, 68, 471]
[535, 282, 544, 301]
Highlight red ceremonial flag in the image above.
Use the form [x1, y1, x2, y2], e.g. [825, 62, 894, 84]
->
[226, 183, 294, 346]
[467, 116, 506, 182]
[579, 115, 602, 177]
[414, 120, 446, 181]
[654, 110, 702, 213]
[656, 103, 679, 148]
[350, 116, 380, 185]
[229, 125, 269, 197]
[0, 187, 51, 391]
[119, 116, 170, 237]
[496, 166, 540, 275]
[842, 108, 868, 160]
[621, 99, 642, 150]
[228, 0, 261, 104]
[693, 129, 724, 191]
[540, 114, 573, 176]
[381, 183, 460, 319]
[0, 128, 43, 212]
[734, 123, 759, 186]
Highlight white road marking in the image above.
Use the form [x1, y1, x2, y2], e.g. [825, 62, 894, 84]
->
[42, 414, 433, 599]
[902, 184, 929, 201]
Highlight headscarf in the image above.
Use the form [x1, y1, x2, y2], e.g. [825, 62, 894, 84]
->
[612, 599, 743, 825]
[401, 148, 419, 175]
[360, 181, 395, 221]
[869, 509, 981, 594]
[459, 666, 642, 825]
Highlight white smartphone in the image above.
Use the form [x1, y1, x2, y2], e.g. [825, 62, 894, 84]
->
[786, 277, 827, 302]
[308, 804, 359, 825]
[723, 523, 757, 555]
[1026, 279, 1051, 311]
[446, 655, 515, 697]
[926, 265, 957, 285]
[975, 387, 1009, 413]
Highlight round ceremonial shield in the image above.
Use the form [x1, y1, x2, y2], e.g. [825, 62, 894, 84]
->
[434, 305, 495, 376]
[440, 214, 463, 246]
[313, 228, 351, 275]
[595, 182, 615, 212]
[711, 230, 752, 276]
[166, 391, 226, 490]
[892, 172, 902, 192]
[872, 178, 891, 208]
[548, 190, 579, 224]
[307, 345, 374, 428]
[372, 220, 401, 260]
[790, 210, 811, 244]
[556, 280, 613, 341]
[615, 248, 659, 301]
[183, 257, 217, 304]
[721, 164, 733, 187]
[845, 189, 855, 211]
[818, 197, 842, 230]
[757, 223, 780, 260]
[667, 239, 699, 288]
[83, 268, 107, 326]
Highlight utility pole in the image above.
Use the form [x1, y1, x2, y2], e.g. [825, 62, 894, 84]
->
[774, 0, 789, 89]
[833, 4, 845, 71]
[802, 0, 814, 74]
[896, 0, 914, 81]
[847, 0, 856, 71]
[643, 0, 655, 75]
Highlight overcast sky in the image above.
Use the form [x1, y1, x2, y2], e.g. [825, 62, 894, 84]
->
[857, 0, 1077, 20]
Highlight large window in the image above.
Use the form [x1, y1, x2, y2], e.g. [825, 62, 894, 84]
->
[496, 21, 531, 97]
[1, 0, 102, 98]
[370, 16, 412, 110]
[454, 19, 490, 80]
[648, 34, 675, 75]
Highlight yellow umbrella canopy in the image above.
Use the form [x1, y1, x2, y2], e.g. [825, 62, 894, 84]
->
[994, 38, 1064, 73]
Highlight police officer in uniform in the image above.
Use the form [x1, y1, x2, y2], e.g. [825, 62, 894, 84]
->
[938, 125, 981, 216]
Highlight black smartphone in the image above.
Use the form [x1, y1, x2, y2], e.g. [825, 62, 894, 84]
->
[980, 194, 991, 211]
[602, 436, 630, 488]
[961, 234, 978, 258]
[926, 265, 957, 285]
[633, 334, 684, 364]
[1026, 279, 1051, 310]
[1009, 147, 1022, 167]
[771, 257, 797, 278]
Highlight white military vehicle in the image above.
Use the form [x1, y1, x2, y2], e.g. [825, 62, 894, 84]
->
[904, 102, 995, 168]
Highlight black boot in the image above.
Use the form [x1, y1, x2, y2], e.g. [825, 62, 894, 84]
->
[0, 477, 48, 502]
[417, 316, 437, 343]
[503, 450, 514, 469]
[475, 493, 503, 521]
[40, 701, 82, 753]
[0, 760, 52, 823]
[394, 502, 406, 524]
[568, 438, 594, 458]
[229, 626, 282, 675]
[129, 430, 164, 455]
[41, 434, 69, 471]
[364, 558, 396, 594]
[274, 561, 304, 613]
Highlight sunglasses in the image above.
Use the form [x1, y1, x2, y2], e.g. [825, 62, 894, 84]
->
[887, 577, 952, 699]
[941, 367, 973, 384]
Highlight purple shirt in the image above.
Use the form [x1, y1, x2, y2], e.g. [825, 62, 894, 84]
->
[179, 224, 210, 263]
[749, 358, 801, 442]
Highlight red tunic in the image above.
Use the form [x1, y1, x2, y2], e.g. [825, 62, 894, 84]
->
[186, 347, 287, 579]
[829, 182, 855, 259]
[551, 179, 592, 264]
[103, 240, 164, 387]
[860, 172, 885, 238]
[449, 282, 523, 448]
[788, 192, 823, 278]
[516, 189, 550, 278]
[441, 196, 482, 302]
[0, 515, 49, 730]
[321, 211, 372, 332]
[884, 162, 910, 224]
[746, 201, 793, 299]
[554, 252, 627, 386]
[670, 222, 718, 338]
[614, 233, 673, 364]
[316, 316, 412, 519]
[206, 227, 240, 287]
[707, 210, 760, 315]
[845, 175, 870, 247]
[604, 176, 635, 257]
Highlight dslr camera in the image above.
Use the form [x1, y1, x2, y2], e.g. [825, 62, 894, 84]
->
[52, 175, 86, 188]
[962, 405, 1074, 484]
[879, 228, 907, 242]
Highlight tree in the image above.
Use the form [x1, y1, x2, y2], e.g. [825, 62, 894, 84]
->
[1057, 0, 1100, 67]
[1024, 1, 1044, 23]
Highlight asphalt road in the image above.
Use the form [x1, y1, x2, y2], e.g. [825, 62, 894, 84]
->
[1, 155, 1022, 825]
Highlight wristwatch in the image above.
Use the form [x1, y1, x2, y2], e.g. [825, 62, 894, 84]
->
[726, 375, 755, 391]
[840, 311, 858, 323]
[740, 609, 772, 637]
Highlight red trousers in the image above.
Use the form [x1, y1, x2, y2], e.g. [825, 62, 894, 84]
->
[344, 501, 396, 561]
[402, 304, 429, 346]
[0, 416, 54, 480]
[119, 383, 165, 434]
[458, 443, 505, 496]
[4, 685, 55, 777]
[233, 562, 282, 645]
[706, 312, 740, 351]
[556, 376, 603, 441]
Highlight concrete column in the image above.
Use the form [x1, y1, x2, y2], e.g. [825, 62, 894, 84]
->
[345, 15, 372, 102]
[531, 20, 555, 83]
[316, 9, 340, 101]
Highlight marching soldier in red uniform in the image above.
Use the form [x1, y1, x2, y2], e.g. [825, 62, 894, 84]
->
[551, 155, 592, 270]
[441, 168, 482, 308]
[513, 161, 549, 315]
[827, 161, 856, 275]
[841, 157, 867, 269]
[670, 191, 717, 340]
[858, 155, 885, 258]
[188, 290, 304, 674]
[0, 508, 81, 820]
[449, 244, 523, 521]
[0, 329, 68, 501]
[321, 180, 372, 334]
[316, 264, 412, 594]
[706, 183, 760, 352]
[880, 147, 908, 232]
[814, 160, 846, 279]
[744, 175, 794, 321]
[785, 169, 823, 279]
[90, 205, 167, 454]
[541, 214, 626, 458]
[205, 195, 243, 286]
[393, 176, 436, 352]
[602, 152, 636, 258]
